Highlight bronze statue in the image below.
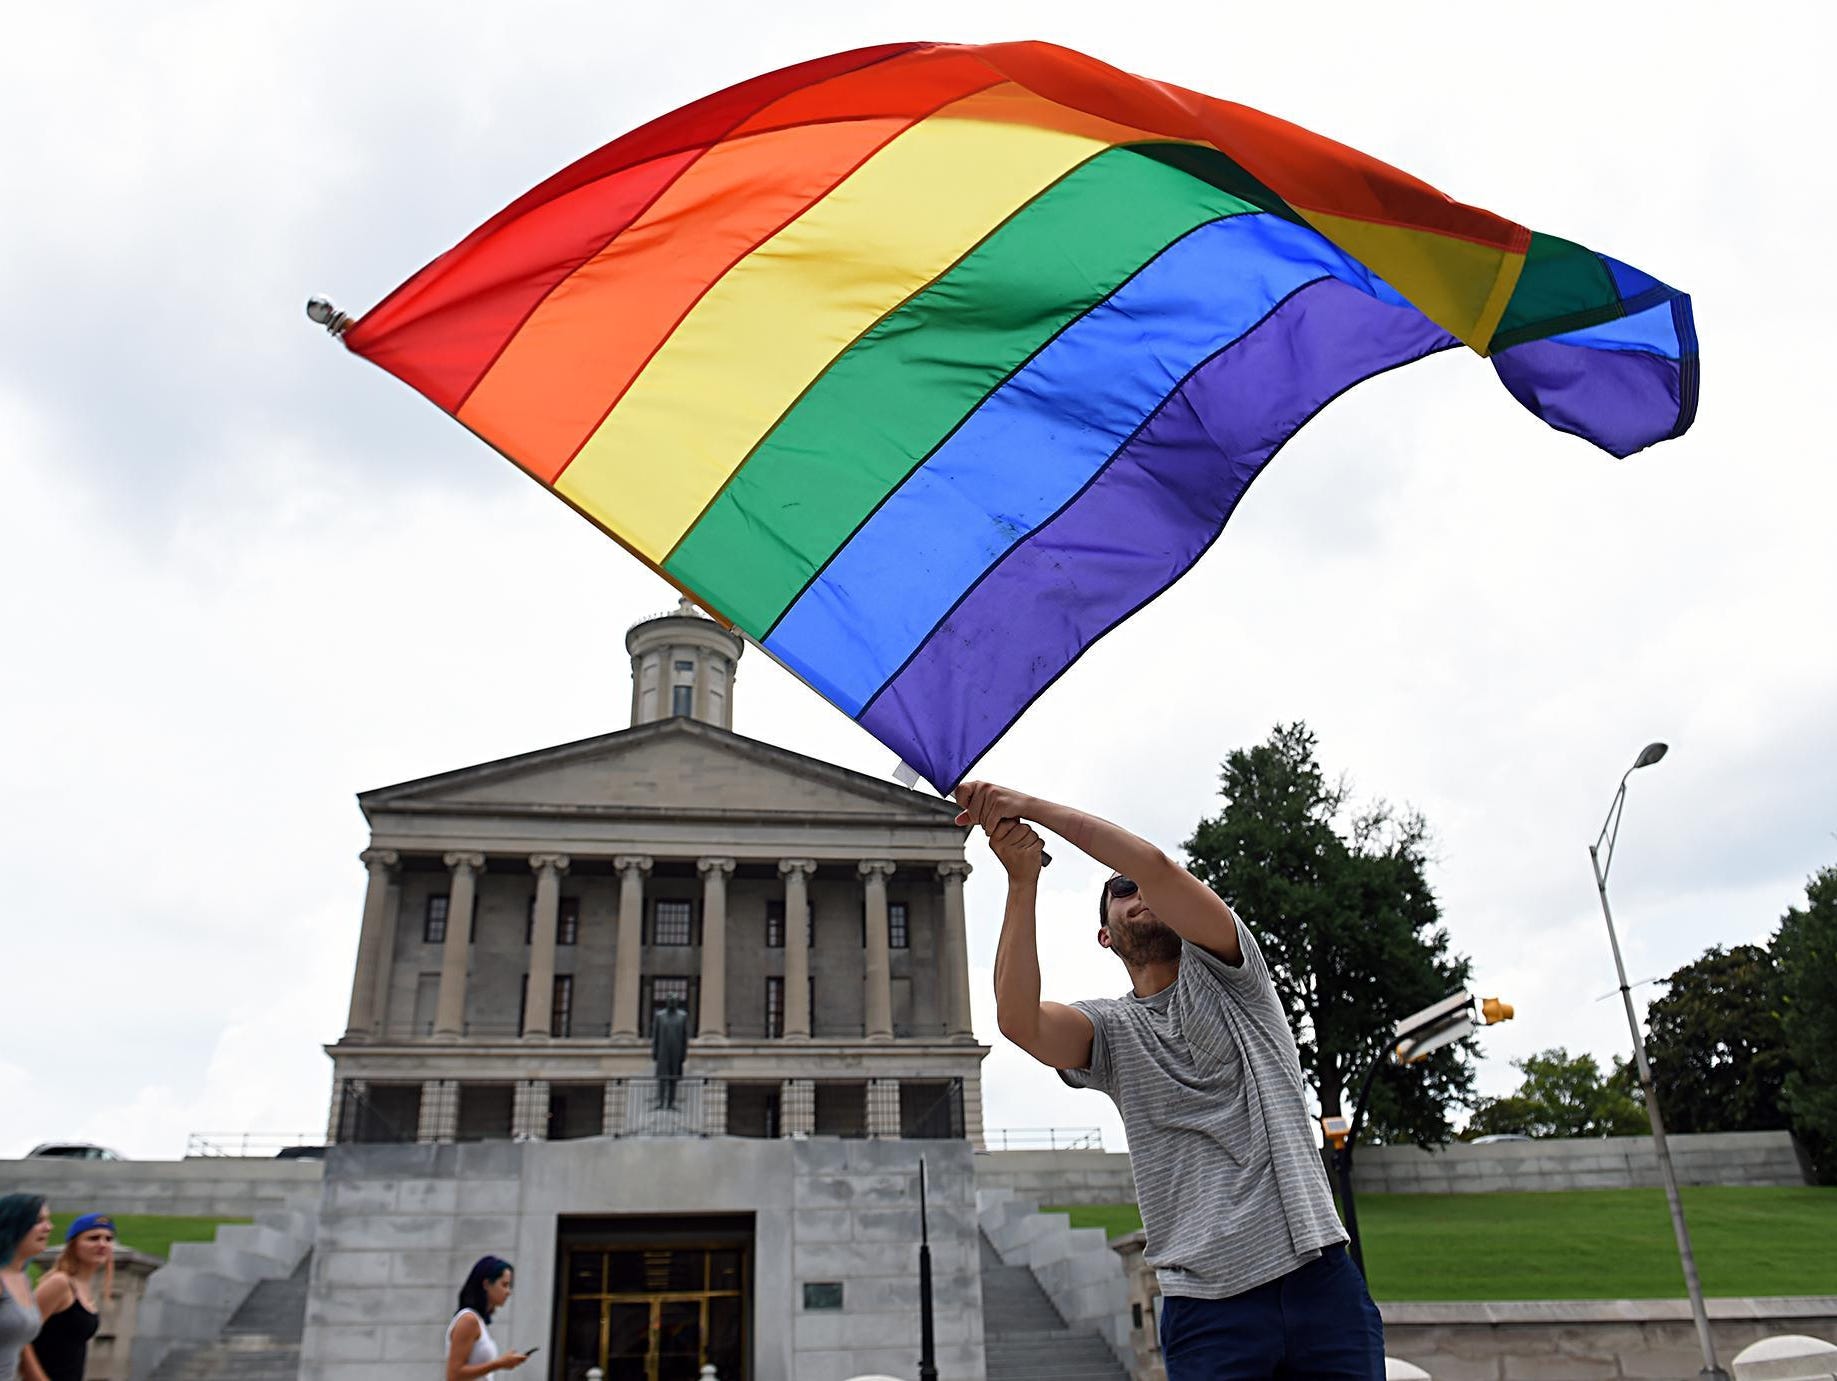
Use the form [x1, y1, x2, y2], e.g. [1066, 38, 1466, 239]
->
[652, 995, 689, 1109]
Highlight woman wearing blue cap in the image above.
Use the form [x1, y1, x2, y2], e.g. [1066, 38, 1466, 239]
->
[30, 1213, 114, 1381]
[0, 1193, 53, 1381]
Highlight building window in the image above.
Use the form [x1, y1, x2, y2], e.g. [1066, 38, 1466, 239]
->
[651, 899, 694, 947]
[765, 977, 784, 1039]
[524, 896, 582, 946]
[860, 900, 910, 948]
[765, 900, 785, 948]
[424, 894, 449, 944]
[518, 975, 577, 1038]
[671, 684, 694, 716]
[552, 975, 574, 1038]
[673, 660, 695, 672]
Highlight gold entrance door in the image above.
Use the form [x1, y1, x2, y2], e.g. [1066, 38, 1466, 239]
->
[563, 1244, 747, 1381]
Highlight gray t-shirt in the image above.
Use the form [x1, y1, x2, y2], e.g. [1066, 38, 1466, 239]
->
[1060, 915, 1347, 1298]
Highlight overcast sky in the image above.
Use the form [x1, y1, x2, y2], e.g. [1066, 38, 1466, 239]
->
[3, 1, 1832, 1160]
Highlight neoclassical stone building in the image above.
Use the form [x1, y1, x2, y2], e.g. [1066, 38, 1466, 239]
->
[325, 601, 987, 1149]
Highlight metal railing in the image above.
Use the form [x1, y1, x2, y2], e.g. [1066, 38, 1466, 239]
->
[980, 1127, 1105, 1151]
[318, 1076, 970, 1145]
[606, 1077, 717, 1138]
[185, 1132, 326, 1158]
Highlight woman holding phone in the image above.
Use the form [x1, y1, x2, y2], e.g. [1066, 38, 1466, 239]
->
[445, 1256, 527, 1379]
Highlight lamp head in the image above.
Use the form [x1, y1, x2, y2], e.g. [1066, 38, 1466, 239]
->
[1633, 742, 1668, 770]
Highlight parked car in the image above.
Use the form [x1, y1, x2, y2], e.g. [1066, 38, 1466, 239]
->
[1470, 1133, 1532, 1145]
[25, 1142, 125, 1160]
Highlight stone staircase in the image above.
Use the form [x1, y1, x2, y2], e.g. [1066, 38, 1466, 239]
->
[980, 1233, 1128, 1381]
[147, 1252, 310, 1381]
[131, 1204, 317, 1380]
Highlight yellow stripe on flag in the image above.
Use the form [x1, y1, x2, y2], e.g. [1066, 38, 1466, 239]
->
[555, 84, 1146, 560]
[1300, 210, 1518, 351]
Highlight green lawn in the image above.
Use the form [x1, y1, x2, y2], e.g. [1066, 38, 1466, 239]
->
[1048, 1187, 1837, 1301]
[46, 1213, 245, 1264]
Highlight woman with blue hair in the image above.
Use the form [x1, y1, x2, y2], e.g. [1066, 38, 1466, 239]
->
[0, 1193, 53, 1381]
[445, 1255, 528, 1379]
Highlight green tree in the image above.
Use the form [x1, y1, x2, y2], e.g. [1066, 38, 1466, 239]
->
[1776, 865, 1837, 1182]
[1183, 722, 1474, 1146]
[1466, 1047, 1647, 1138]
[1641, 944, 1789, 1134]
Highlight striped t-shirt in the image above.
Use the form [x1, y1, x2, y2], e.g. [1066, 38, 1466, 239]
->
[1060, 915, 1347, 1298]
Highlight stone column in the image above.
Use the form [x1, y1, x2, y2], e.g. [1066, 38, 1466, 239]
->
[938, 861, 975, 1039]
[867, 1078, 901, 1138]
[611, 855, 652, 1039]
[962, 1074, 987, 1151]
[780, 1078, 815, 1137]
[512, 1079, 551, 1140]
[779, 859, 816, 1039]
[523, 854, 570, 1038]
[418, 1079, 458, 1143]
[697, 857, 735, 1039]
[433, 852, 485, 1039]
[702, 1079, 729, 1137]
[327, 1078, 366, 1143]
[369, 869, 403, 1038]
[343, 849, 399, 1041]
[859, 861, 897, 1040]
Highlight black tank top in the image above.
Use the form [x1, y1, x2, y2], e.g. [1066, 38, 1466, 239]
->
[32, 1295, 98, 1381]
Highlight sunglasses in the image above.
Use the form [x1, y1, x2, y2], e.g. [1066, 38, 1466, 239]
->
[1106, 876, 1139, 899]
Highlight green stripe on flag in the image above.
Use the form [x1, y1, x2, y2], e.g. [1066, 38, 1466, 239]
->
[665, 145, 1264, 635]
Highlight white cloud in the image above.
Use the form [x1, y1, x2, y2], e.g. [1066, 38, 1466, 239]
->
[2, 1, 1832, 1158]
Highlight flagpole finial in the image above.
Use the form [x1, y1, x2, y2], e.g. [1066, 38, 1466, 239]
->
[305, 297, 352, 337]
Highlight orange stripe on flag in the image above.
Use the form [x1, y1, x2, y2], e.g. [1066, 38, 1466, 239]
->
[457, 49, 1000, 482]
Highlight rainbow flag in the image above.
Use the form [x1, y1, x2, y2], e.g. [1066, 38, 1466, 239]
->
[342, 40, 1697, 791]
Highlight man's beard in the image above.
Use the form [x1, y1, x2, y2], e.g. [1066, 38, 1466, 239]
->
[1108, 916, 1181, 966]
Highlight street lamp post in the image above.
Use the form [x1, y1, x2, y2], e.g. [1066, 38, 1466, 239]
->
[1589, 741, 1728, 1381]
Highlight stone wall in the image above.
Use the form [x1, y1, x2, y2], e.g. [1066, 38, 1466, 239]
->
[975, 1149, 1138, 1206]
[1350, 1130, 1810, 1196]
[0, 1157, 323, 1220]
[974, 1131, 1810, 1205]
[299, 1136, 985, 1381]
[1382, 1298, 1837, 1380]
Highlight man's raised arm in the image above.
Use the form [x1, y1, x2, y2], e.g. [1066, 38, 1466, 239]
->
[982, 817, 1096, 1070]
[957, 781, 1242, 966]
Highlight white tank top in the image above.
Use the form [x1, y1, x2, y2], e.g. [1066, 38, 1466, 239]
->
[446, 1308, 499, 1368]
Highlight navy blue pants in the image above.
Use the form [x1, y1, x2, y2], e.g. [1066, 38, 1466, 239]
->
[1159, 1246, 1385, 1380]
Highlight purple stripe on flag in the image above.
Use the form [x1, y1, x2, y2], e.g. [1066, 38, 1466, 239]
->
[1490, 308, 1694, 459]
[859, 278, 1457, 791]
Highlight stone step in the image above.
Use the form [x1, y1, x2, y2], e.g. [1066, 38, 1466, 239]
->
[147, 1254, 311, 1381]
[223, 1258, 310, 1335]
[980, 1226, 1126, 1381]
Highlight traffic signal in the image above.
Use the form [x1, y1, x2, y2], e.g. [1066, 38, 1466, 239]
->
[1481, 997, 1514, 1025]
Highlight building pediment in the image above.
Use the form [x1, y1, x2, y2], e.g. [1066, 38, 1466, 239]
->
[358, 719, 959, 825]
